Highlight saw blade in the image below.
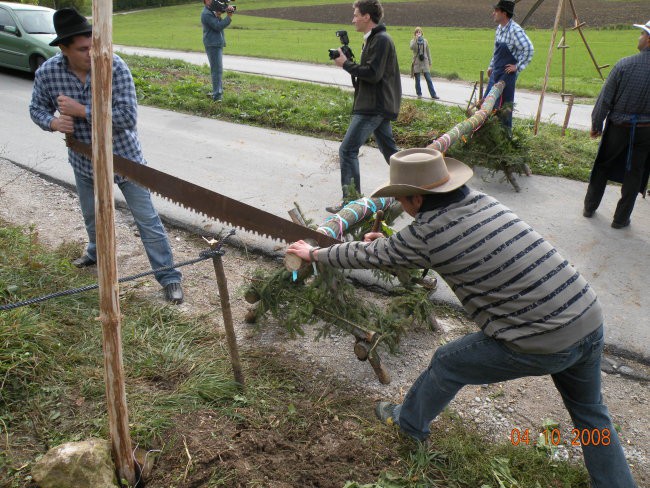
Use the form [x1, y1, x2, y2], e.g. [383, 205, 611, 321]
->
[66, 137, 341, 248]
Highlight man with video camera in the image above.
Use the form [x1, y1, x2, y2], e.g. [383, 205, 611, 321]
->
[326, 0, 402, 214]
[201, 0, 235, 102]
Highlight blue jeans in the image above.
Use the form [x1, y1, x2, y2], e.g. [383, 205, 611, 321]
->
[392, 326, 637, 488]
[414, 71, 437, 98]
[74, 171, 182, 287]
[339, 114, 399, 197]
[205, 45, 223, 99]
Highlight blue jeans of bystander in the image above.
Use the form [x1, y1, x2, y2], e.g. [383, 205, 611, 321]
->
[74, 171, 182, 287]
[205, 45, 224, 100]
[414, 71, 437, 98]
[392, 326, 637, 488]
[338, 114, 399, 197]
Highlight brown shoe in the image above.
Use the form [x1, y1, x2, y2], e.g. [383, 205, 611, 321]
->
[325, 201, 345, 214]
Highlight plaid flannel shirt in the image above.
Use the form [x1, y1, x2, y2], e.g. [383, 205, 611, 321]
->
[30, 53, 145, 182]
[489, 19, 534, 72]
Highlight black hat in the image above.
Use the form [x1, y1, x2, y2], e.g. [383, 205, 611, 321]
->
[493, 0, 515, 15]
[49, 8, 92, 46]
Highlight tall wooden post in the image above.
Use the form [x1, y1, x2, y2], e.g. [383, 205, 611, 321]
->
[534, 0, 564, 135]
[92, 0, 136, 485]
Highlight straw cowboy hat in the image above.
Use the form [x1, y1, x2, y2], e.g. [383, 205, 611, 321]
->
[371, 148, 473, 197]
[49, 8, 92, 46]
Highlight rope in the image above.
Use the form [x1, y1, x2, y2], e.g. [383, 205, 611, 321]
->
[0, 230, 235, 312]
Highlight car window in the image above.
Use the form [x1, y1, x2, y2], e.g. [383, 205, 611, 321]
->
[15, 10, 56, 34]
[0, 8, 17, 30]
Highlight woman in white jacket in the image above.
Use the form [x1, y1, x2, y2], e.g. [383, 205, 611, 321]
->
[409, 27, 439, 99]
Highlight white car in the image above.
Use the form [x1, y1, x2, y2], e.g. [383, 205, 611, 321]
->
[0, 1, 59, 73]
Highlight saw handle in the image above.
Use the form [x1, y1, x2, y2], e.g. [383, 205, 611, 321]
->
[371, 210, 384, 234]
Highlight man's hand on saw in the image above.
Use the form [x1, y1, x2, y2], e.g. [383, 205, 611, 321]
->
[50, 114, 74, 134]
[57, 94, 86, 119]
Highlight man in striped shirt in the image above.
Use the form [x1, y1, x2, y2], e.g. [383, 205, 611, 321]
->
[287, 149, 636, 487]
[29, 8, 184, 304]
[485, 0, 534, 135]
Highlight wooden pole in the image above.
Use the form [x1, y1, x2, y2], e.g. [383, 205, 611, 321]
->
[562, 95, 574, 136]
[210, 243, 245, 386]
[534, 0, 564, 135]
[92, 0, 136, 485]
[567, 0, 609, 80]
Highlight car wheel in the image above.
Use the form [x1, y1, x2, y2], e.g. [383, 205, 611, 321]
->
[30, 55, 46, 73]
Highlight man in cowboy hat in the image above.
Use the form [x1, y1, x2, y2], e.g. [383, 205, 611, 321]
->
[287, 149, 637, 487]
[582, 20, 650, 229]
[29, 8, 184, 304]
[485, 0, 534, 135]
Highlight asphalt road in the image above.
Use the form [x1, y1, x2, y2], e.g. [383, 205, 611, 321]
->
[0, 62, 648, 360]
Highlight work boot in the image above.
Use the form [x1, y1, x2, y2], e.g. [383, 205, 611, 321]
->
[72, 254, 96, 268]
[163, 282, 184, 304]
[375, 401, 398, 426]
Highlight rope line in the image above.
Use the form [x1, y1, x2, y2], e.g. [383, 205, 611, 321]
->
[0, 231, 235, 312]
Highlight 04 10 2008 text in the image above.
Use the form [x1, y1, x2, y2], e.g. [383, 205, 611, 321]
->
[509, 427, 612, 447]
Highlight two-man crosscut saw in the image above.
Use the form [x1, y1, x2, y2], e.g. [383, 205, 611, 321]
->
[65, 136, 341, 248]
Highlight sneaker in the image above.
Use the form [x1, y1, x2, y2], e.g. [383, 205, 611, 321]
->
[325, 201, 345, 214]
[72, 254, 96, 268]
[375, 401, 398, 426]
[163, 282, 184, 304]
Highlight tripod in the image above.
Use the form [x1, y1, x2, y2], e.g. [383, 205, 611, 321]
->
[517, 0, 609, 133]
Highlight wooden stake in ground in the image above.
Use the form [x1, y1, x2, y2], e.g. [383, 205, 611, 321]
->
[209, 239, 245, 386]
[91, 0, 136, 485]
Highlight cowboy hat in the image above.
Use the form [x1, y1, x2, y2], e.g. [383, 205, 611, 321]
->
[493, 0, 515, 15]
[371, 148, 473, 197]
[633, 20, 650, 36]
[49, 8, 92, 46]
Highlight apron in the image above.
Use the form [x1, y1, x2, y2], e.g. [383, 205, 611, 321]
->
[485, 41, 518, 108]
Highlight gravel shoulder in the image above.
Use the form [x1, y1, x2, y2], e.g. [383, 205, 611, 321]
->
[1, 157, 648, 485]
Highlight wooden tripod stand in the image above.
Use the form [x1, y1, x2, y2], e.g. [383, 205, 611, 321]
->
[518, 0, 609, 133]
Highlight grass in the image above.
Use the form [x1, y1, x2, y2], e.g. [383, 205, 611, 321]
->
[0, 220, 592, 487]
[111, 1, 639, 98]
[123, 53, 599, 181]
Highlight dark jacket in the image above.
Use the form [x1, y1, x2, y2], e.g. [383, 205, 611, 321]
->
[342, 24, 402, 120]
[201, 6, 231, 47]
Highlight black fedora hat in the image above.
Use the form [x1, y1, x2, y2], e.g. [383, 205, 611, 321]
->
[49, 8, 92, 46]
[493, 0, 515, 15]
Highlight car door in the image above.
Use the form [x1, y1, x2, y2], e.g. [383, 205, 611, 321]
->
[0, 6, 28, 70]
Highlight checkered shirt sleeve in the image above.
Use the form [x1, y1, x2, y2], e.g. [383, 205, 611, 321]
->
[489, 20, 534, 72]
[30, 53, 145, 181]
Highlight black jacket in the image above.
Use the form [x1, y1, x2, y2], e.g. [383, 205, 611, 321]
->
[343, 24, 402, 120]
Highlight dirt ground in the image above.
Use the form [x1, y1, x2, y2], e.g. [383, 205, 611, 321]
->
[243, 0, 650, 29]
[1, 157, 648, 487]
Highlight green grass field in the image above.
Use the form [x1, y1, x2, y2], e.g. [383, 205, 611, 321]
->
[112, 1, 639, 98]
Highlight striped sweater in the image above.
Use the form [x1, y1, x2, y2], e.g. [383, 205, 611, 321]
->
[316, 190, 603, 354]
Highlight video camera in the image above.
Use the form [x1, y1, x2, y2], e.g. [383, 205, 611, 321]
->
[208, 0, 236, 13]
[328, 30, 354, 62]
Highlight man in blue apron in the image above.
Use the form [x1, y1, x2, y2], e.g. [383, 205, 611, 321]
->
[484, 0, 534, 136]
[583, 20, 650, 229]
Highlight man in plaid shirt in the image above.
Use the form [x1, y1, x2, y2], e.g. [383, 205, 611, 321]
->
[485, 0, 534, 135]
[29, 8, 184, 304]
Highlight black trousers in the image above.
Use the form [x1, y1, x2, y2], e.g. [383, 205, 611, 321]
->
[584, 124, 650, 224]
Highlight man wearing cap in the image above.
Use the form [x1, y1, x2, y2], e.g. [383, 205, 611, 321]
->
[287, 149, 637, 487]
[326, 0, 401, 214]
[485, 0, 534, 135]
[29, 8, 184, 304]
[582, 20, 650, 229]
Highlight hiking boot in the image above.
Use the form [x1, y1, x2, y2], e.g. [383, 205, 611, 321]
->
[325, 201, 345, 214]
[375, 401, 398, 426]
